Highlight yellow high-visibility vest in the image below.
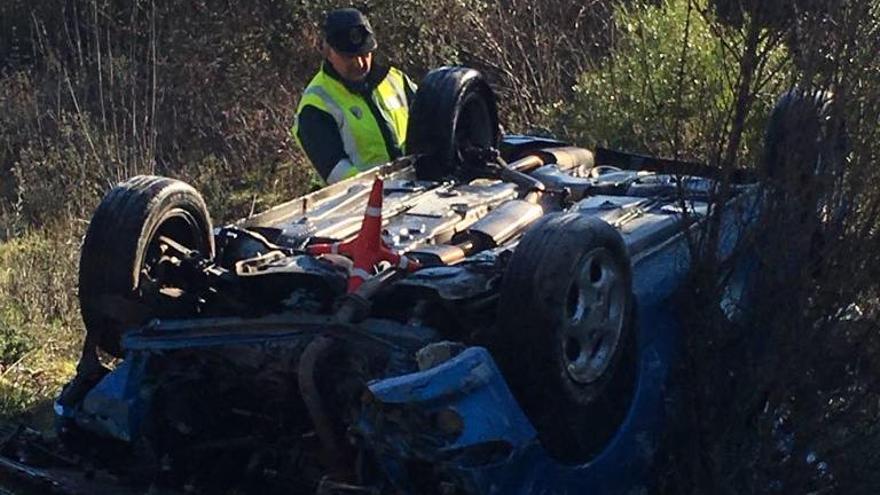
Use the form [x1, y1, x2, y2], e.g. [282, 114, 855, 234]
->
[293, 66, 410, 181]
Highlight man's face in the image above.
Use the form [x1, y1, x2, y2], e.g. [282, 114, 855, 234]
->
[327, 48, 373, 83]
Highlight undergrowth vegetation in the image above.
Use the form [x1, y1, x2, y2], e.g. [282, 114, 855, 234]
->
[1, 0, 879, 493]
[565, 0, 791, 164]
[0, 228, 80, 418]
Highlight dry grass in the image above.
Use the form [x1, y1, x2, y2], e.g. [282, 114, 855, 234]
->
[0, 225, 82, 419]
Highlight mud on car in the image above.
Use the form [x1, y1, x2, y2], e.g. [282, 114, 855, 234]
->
[0, 67, 843, 494]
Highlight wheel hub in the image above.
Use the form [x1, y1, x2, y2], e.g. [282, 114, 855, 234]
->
[562, 248, 627, 385]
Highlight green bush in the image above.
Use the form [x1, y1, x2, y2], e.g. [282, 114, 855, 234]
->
[0, 316, 33, 369]
[562, 0, 790, 165]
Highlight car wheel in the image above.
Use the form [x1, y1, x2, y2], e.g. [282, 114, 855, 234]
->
[763, 89, 845, 182]
[761, 89, 847, 279]
[492, 212, 637, 463]
[79, 175, 214, 357]
[762, 88, 847, 221]
[406, 66, 500, 181]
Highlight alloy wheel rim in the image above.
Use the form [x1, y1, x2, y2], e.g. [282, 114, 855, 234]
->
[561, 248, 627, 385]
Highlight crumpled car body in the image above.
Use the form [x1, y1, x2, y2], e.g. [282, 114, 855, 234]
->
[44, 133, 759, 494]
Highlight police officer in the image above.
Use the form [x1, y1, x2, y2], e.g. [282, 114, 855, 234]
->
[293, 8, 417, 183]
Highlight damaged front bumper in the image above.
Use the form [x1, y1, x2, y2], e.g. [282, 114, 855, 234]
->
[358, 312, 678, 494]
[50, 308, 678, 495]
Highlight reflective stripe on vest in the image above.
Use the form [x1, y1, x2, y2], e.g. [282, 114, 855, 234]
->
[326, 158, 360, 184]
[293, 67, 410, 173]
[375, 68, 410, 152]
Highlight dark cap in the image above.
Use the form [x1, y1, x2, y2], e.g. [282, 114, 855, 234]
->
[323, 8, 377, 56]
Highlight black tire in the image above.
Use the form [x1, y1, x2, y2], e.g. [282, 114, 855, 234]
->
[406, 66, 500, 180]
[79, 175, 214, 357]
[491, 213, 637, 463]
[762, 88, 846, 209]
[761, 89, 847, 279]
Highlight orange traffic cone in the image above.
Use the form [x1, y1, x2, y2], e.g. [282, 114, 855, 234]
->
[308, 178, 420, 292]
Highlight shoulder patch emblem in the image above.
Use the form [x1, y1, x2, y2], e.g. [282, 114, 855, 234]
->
[350, 106, 363, 119]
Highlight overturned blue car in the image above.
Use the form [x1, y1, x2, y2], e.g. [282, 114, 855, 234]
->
[0, 68, 840, 495]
